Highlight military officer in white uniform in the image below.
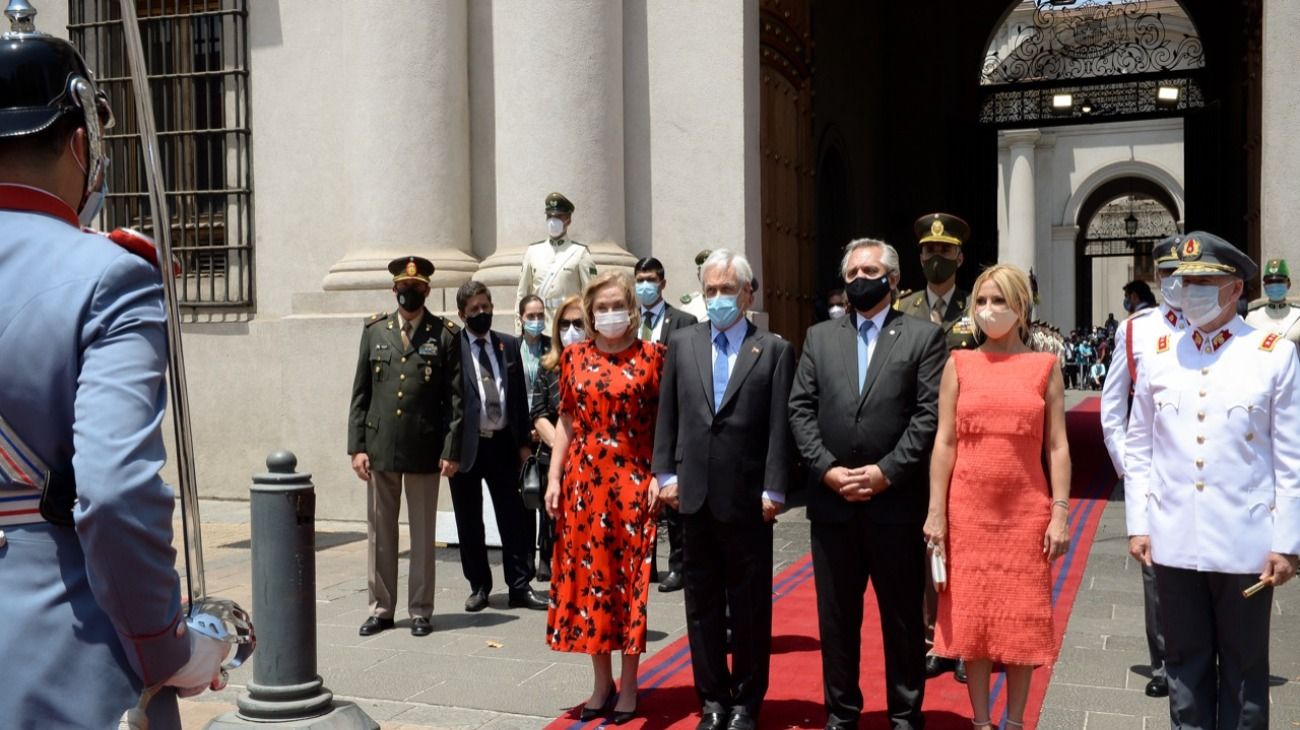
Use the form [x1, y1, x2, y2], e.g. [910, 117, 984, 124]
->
[1244, 258, 1300, 348]
[1124, 232, 1300, 729]
[1099, 234, 1186, 698]
[678, 248, 712, 322]
[516, 192, 597, 327]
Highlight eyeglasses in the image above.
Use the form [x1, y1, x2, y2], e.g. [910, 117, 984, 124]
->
[558, 318, 584, 329]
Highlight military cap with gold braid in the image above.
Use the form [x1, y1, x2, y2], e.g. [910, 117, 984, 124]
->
[695, 249, 712, 266]
[1263, 258, 1291, 280]
[388, 255, 435, 284]
[545, 192, 575, 215]
[1152, 233, 1183, 271]
[1172, 231, 1258, 280]
[914, 212, 970, 247]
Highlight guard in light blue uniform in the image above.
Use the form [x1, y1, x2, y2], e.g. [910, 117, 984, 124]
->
[0, 3, 223, 726]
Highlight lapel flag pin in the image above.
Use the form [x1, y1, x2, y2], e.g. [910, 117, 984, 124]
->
[751, 346, 761, 354]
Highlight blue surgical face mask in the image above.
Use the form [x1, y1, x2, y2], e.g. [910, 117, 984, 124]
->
[635, 281, 661, 307]
[706, 294, 742, 329]
[523, 319, 545, 337]
[1265, 283, 1289, 302]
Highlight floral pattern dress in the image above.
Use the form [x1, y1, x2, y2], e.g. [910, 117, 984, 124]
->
[546, 339, 663, 654]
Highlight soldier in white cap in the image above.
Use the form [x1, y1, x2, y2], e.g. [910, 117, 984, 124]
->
[517, 192, 597, 328]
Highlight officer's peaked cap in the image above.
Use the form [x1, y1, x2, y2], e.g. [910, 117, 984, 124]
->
[1172, 231, 1258, 281]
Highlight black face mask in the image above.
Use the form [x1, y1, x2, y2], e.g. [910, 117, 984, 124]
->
[466, 311, 493, 335]
[396, 288, 426, 313]
[921, 256, 959, 285]
[845, 275, 892, 312]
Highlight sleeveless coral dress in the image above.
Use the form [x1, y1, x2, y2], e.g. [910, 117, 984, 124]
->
[933, 350, 1059, 667]
[546, 340, 662, 654]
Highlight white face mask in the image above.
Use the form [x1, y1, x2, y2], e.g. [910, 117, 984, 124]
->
[828, 305, 846, 319]
[975, 307, 1019, 339]
[1181, 281, 1230, 329]
[1159, 275, 1184, 310]
[560, 324, 586, 347]
[593, 309, 630, 339]
[547, 217, 565, 239]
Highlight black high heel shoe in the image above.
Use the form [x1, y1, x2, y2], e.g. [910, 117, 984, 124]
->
[578, 684, 617, 722]
[611, 695, 638, 725]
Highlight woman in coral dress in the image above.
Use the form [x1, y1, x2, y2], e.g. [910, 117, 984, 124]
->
[924, 264, 1072, 730]
[545, 272, 662, 725]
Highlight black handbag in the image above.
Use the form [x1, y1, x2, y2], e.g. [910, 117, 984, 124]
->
[519, 455, 543, 511]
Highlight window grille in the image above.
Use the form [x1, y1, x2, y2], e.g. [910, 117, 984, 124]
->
[68, 0, 253, 308]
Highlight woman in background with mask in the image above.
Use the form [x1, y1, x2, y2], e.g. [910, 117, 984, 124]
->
[923, 264, 1072, 730]
[544, 273, 664, 725]
[518, 294, 553, 580]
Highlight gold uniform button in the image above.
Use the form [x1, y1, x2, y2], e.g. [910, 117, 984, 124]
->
[401, 357, 407, 363]
[1246, 432, 1255, 442]
[1197, 411, 1206, 421]
[1201, 367, 1210, 375]
[375, 366, 381, 373]
[397, 391, 404, 399]
[396, 408, 403, 416]
[1197, 435, 1206, 444]
[400, 374, 406, 381]
[1195, 481, 1205, 491]
[1199, 389, 1207, 397]
[1195, 458, 1204, 469]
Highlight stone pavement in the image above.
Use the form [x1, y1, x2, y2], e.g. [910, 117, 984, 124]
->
[177, 392, 1299, 729]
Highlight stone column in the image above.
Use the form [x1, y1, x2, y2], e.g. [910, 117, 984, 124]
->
[1262, 0, 1300, 269]
[1003, 129, 1041, 274]
[320, 0, 477, 294]
[475, 0, 637, 295]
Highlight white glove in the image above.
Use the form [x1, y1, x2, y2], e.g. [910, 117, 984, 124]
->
[164, 622, 231, 697]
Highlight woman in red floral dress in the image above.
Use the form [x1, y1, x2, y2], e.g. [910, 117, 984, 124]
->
[545, 272, 663, 724]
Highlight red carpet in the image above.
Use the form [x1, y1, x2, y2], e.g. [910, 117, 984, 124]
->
[547, 398, 1115, 730]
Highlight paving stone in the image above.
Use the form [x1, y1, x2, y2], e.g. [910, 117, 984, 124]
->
[389, 702, 504, 729]
[1083, 711, 1145, 729]
[1036, 707, 1087, 729]
[1042, 684, 1166, 717]
[1052, 647, 1139, 689]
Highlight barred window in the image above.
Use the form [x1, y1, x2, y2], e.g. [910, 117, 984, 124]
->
[69, 0, 253, 308]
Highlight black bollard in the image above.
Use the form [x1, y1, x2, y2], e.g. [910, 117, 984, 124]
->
[207, 451, 377, 729]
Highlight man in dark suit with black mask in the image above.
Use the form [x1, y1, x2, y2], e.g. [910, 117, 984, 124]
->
[450, 280, 548, 612]
[788, 238, 946, 730]
[653, 249, 793, 730]
[634, 255, 699, 590]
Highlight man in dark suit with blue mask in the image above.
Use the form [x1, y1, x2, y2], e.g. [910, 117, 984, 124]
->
[0, 3, 226, 725]
[450, 280, 548, 612]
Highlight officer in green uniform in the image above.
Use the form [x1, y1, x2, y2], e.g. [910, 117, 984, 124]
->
[678, 248, 712, 322]
[516, 192, 598, 328]
[349, 256, 464, 637]
[895, 213, 977, 351]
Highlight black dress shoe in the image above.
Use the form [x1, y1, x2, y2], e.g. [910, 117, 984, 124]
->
[611, 700, 638, 725]
[1145, 675, 1169, 697]
[507, 588, 549, 610]
[924, 654, 957, 678]
[726, 711, 755, 730]
[696, 711, 729, 730]
[578, 684, 617, 722]
[658, 571, 685, 592]
[410, 617, 433, 636]
[358, 616, 394, 636]
[464, 590, 489, 612]
[955, 659, 968, 684]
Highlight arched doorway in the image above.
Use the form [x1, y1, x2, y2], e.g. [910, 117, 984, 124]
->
[1073, 176, 1181, 326]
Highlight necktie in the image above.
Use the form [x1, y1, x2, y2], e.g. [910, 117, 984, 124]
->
[713, 332, 730, 412]
[858, 319, 875, 394]
[401, 321, 413, 350]
[476, 339, 503, 423]
[930, 298, 945, 326]
[641, 309, 655, 340]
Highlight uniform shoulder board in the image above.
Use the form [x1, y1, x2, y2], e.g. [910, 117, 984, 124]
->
[444, 318, 460, 333]
[680, 293, 693, 304]
[1155, 334, 1170, 353]
[1260, 332, 1280, 352]
[106, 228, 179, 274]
[365, 311, 389, 327]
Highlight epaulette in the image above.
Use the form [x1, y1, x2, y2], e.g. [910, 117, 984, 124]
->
[444, 318, 460, 333]
[1261, 332, 1280, 352]
[365, 312, 389, 327]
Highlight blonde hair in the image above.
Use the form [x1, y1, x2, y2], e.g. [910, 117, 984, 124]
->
[581, 271, 640, 338]
[541, 295, 582, 371]
[969, 263, 1033, 342]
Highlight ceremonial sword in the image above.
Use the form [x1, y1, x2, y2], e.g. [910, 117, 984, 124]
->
[113, 0, 254, 725]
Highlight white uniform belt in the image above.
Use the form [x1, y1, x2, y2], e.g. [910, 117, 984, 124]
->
[0, 489, 46, 526]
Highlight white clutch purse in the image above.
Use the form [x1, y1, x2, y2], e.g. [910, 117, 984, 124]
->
[930, 548, 948, 591]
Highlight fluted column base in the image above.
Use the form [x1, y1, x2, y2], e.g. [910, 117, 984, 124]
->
[321, 247, 479, 291]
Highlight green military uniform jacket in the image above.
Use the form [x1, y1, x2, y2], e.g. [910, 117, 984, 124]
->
[348, 309, 464, 473]
[895, 287, 978, 350]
